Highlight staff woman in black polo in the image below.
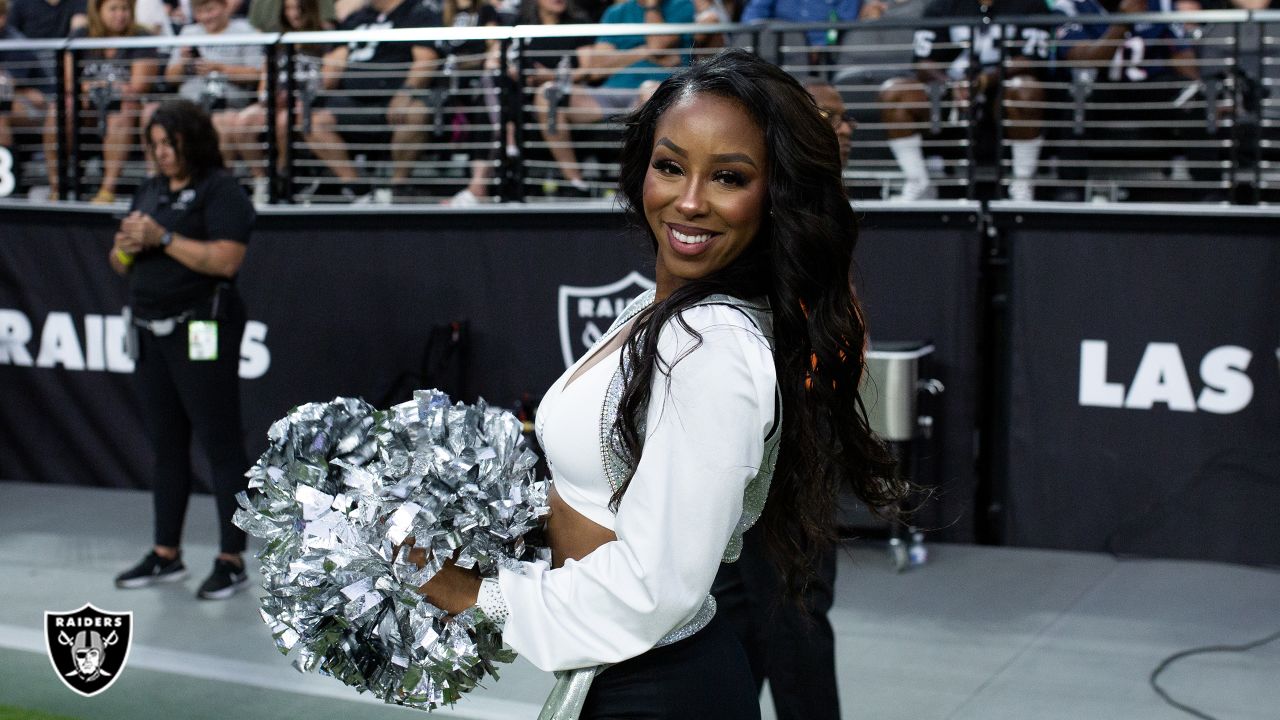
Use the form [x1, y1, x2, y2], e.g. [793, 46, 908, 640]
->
[110, 98, 256, 601]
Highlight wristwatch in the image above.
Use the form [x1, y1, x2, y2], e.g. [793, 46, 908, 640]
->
[160, 231, 173, 247]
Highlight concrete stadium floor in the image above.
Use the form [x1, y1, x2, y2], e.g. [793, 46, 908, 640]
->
[0, 481, 1276, 720]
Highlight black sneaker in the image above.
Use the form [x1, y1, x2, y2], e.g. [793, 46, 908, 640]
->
[196, 559, 250, 600]
[115, 551, 187, 589]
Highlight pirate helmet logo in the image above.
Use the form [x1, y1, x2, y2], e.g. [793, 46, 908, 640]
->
[557, 271, 656, 368]
[44, 604, 133, 697]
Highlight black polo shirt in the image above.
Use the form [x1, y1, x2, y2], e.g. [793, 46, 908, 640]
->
[127, 171, 255, 319]
[337, 0, 442, 93]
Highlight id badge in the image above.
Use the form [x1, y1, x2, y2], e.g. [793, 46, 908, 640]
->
[188, 320, 219, 361]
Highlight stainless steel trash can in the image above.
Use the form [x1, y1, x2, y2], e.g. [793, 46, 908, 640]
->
[863, 342, 935, 442]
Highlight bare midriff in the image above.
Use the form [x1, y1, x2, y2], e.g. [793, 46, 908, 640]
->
[547, 484, 617, 569]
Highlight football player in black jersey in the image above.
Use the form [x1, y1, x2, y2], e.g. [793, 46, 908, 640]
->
[304, 0, 442, 201]
[878, 0, 1064, 200]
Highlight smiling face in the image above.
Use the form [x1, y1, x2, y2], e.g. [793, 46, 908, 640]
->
[643, 92, 769, 301]
[193, 0, 230, 33]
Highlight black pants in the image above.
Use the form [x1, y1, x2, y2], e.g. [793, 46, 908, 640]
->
[581, 614, 760, 720]
[134, 294, 248, 555]
[712, 525, 839, 720]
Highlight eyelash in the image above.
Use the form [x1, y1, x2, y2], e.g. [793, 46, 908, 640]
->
[715, 171, 746, 187]
[651, 160, 748, 187]
[653, 159, 681, 175]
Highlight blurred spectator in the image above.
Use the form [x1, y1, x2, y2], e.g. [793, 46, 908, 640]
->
[489, 0, 592, 197]
[740, 0, 882, 69]
[305, 0, 442, 201]
[489, 0, 518, 22]
[690, 0, 734, 49]
[1191, 0, 1270, 7]
[166, 0, 265, 164]
[169, 0, 194, 26]
[45, 0, 160, 202]
[333, 0, 364, 20]
[135, 0, 178, 34]
[512, 0, 592, 89]
[247, 0, 336, 30]
[575, 0, 613, 19]
[807, 81, 853, 167]
[436, 0, 503, 205]
[229, 0, 331, 203]
[1056, 0, 1221, 200]
[878, 0, 1062, 200]
[6, 0, 89, 112]
[1, 0, 51, 190]
[1059, 0, 1198, 82]
[6, 0, 88, 38]
[533, 0, 694, 195]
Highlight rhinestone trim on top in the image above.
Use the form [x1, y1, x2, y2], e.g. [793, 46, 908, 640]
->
[596, 293, 782, 563]
[655, 595, 717, 647]
[599, 289, 655, 495]
[476, 577, 510, 629]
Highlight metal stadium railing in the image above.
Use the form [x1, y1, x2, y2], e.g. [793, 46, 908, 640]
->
[0, 12, 1275, 206]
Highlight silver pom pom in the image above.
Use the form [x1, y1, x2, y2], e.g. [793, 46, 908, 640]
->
[234, 390, 550, 710]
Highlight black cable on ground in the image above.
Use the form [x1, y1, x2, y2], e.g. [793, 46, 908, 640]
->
[1149, 628, 1280, 720]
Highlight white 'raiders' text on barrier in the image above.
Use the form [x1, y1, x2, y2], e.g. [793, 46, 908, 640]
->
[0, 309, 271, 379]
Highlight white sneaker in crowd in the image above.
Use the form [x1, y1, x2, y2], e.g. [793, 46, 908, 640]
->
[448, 188, 482, 207]
[890, 178, 936, 202]
[251, 176, 270, 205]
[1008, 178, 1034, 202]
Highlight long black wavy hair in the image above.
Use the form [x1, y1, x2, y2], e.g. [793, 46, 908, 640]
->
[144, 99, 226, 181]
[611, 49, 903, 599]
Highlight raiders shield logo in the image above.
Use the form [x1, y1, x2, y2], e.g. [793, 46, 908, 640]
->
[44, 604, 133, 697]
[558, 271, 656, 368]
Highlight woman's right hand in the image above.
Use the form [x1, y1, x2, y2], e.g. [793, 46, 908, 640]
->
[117, 212, 156, 253]
[398, 537, 482, 615]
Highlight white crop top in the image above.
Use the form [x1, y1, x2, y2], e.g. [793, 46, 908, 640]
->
[485, 302, 777, 671]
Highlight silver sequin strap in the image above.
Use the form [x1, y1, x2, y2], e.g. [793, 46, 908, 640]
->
[476, 577, 509, 629]
[535, 595, 717, 719]
[538, 666, 600, 720]
[655, 594, 716, 647]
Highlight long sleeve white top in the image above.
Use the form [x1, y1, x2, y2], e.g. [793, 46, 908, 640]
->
[493, 303, 776, 671]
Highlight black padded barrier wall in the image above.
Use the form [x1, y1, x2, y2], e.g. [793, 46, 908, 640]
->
[993, 204, 1280, 565]
[0, 202, 982, 542]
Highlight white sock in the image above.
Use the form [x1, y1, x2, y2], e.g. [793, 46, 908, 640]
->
[888, 134, 929, 183]
[1010, 137, 1043, 180]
